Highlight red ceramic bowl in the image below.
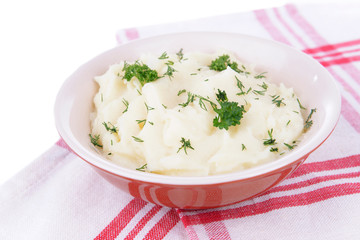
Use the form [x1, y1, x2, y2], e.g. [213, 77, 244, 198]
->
[54, 32, 341, 209]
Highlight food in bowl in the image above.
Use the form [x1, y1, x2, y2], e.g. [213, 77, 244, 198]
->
[55, 32, 340, 208]
[89, 50, 315, 176]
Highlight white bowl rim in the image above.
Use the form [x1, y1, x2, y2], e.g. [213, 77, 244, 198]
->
[54, 31, 342, 186]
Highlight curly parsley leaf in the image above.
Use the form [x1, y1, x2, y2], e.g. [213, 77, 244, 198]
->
[123, 61, 159, 86]
[213, 101, 246, 130]
[209, 54, 242, 73]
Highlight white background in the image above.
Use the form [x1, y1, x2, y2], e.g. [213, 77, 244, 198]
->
[0, 0, 354, 184]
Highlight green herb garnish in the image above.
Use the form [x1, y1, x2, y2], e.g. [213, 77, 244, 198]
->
[270, 147, 278, 152]
[179, 92, 196, 108]
[209, 54, 241, 73]
[213, 90, 245, 130]
[177, 89, 186, 96]
[102, 122, 118, 134]
[284, 142, 296, 150]
[271, 95, 286, 107]
[136, 163, 148, 172]
[254, 72, 267, 79]
[145, 102, 155, 112]
[235, 76, 247, 95]
[242, 144, 247, 151]
[122, 98, 129, 113]
[163, 61, 176, 79]
[89, 134, 103, 148]
[177, 137, 194, 155]
[158, 51, 169, 60]
[136, 119, 147, 125]
[176, 48, 184, 61]
[123, 61, 159, 86]
[132, 136, 144, 142]
[304, 108, 316, 130]
[297, 98, 306, 110]
[215, 89, 228, 102]
[263, 129, 276, 146]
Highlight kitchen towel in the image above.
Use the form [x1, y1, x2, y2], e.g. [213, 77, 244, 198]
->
[1, 3, 360, 239]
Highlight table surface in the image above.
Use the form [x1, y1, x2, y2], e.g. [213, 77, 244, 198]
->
[0, 0, 353, 185]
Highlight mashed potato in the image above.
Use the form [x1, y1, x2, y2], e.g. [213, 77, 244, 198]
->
[90, 50, 306, 176]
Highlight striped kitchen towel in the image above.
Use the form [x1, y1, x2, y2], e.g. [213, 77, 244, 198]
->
[1, 3, 360, 240]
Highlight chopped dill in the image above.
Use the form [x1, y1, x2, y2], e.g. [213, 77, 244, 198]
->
[89, 134, 103, 148]
[145, 102, 155, 112]
[254, 72, 267, 79]
[176, 48, 184, 61]
[297, 98, 306, 110]
[132, 136, 144, 142]
[284, 142, 296, 150]
[158, 51, 169, 60]
[177, 137, 195, 155]
[304, 108, 317, 130]
[271, 95, 286, 107]
[136, 163, 148, 172]
[122, 98, 129, 113]
[270, 147, 279, 152]
[242, 144, 247, 151]
[177, 89, 187, 96]
[102, 122, 118, 134]
[263, 129, 276, 146]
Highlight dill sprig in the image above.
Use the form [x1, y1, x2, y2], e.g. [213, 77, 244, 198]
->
[132, 136, 144, 142]
[122, 98, 129, 113]
[177, 137, 194, 155]
[89, 134, 103, 148]
[270, 147, 279, 152]
[158, 51, 169, 60]
[145, 102, 155, 112]
[254, 72, 267, 79]
[136, 163, 148, 172]
[263, 129, 276, 146]
[271, 95, 286, 107]
[102, 122, 118, 134]
[176, 48, 184, 61]
[297, 98, 306, 110]
[304, 108, 317, 130]
[284, 142, 296, 150]
[235, 76, 248, 96]
[177, 89, 186, 96]
[163, 60, 176, 79]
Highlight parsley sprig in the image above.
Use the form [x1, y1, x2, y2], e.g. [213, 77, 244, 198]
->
[209, 54, 240, 73]
[213, 89, 246, 130]
[123, 61, 159, 86]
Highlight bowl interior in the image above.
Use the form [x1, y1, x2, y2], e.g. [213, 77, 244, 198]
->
[54, 32, 341, 185]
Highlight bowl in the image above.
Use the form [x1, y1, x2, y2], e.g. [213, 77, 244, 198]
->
[54, 32, 341, 209]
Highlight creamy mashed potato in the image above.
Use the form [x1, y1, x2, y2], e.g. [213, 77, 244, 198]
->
[90, 50, 306, 176]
